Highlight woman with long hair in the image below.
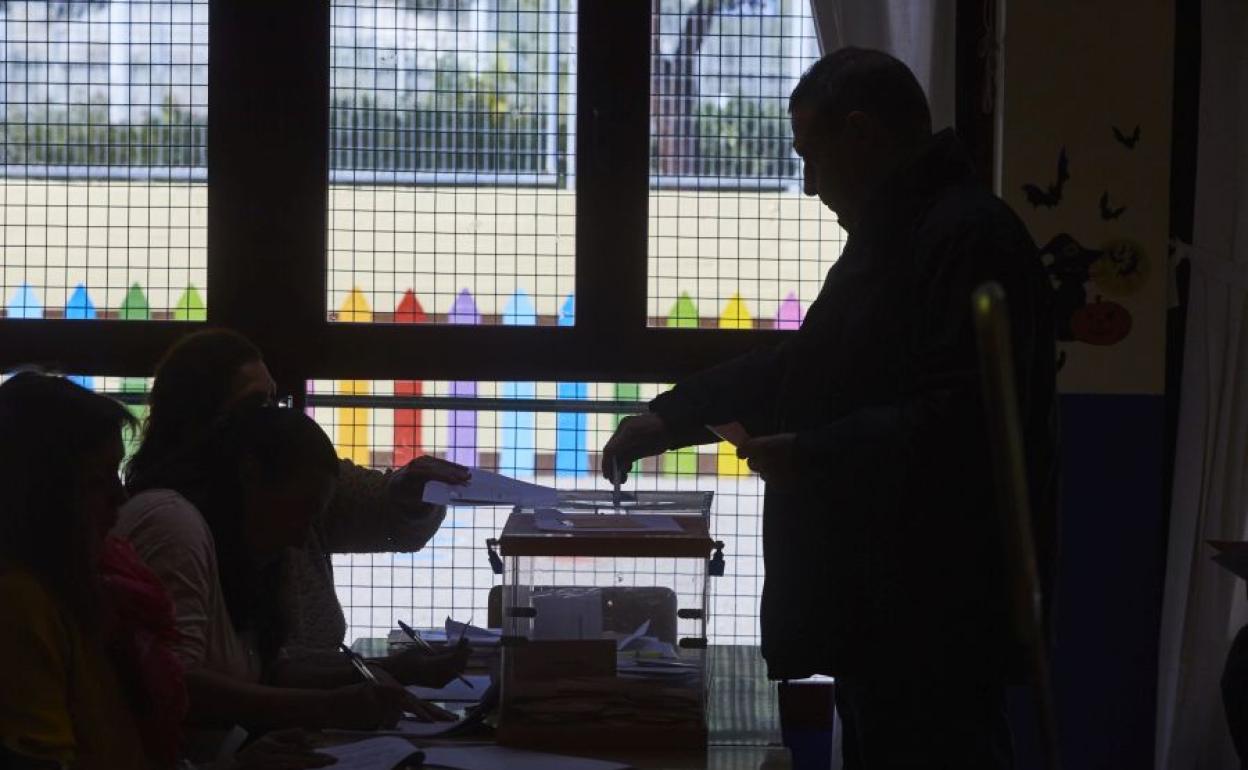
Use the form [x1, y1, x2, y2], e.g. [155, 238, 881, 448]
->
[117, 404, 451, 763]
[0, 374, 335, 770]
[126, 329, 468, 686]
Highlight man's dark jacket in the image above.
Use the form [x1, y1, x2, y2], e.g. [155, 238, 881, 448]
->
[650, 129, 1058, 680]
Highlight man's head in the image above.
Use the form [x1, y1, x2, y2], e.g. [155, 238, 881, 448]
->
[789, 48, 933, 229]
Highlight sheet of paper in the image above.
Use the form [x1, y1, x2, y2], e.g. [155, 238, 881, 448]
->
[533, 509, 684, 533]
[316, 736, 422, 769]
[406, 675, 490, 703]
[615, 619, 651, 651]
[421, 745, 631, 770]
[708, 421, 750, 447]
[423, 469, 558, 508]
[532, 588, 603, 641]
[445, 618, 503, 645]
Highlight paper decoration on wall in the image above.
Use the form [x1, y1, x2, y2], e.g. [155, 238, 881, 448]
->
[447, 289, 480, 468]
[500, 290, 537, 477]
[1042, 233, 1147, 347]
[1021, 147, 1070, 208]
[394, 290, 425, 465]
[555, 294, 588, 477]
[1099, 191, 1127, 220]
[336, 288, 372, 465]
[1111, 124, 1141, 149]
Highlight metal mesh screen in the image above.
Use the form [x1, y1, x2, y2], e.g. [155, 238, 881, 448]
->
[308, 379, 764, 645]
[328, 0, 576, 326]
[648, 0, 841, 331]
[0, 0, 208, 320]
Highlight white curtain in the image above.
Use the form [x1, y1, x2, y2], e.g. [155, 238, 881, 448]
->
[1157, 1, 1248, 768]
[806, 0, 957, 131]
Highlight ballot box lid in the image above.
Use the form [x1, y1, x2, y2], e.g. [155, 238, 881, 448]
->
[498, 510, 716, 558]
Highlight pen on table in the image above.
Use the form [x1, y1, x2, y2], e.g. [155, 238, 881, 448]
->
[397, 619, 475, 690]
[338, 643, 378, 684]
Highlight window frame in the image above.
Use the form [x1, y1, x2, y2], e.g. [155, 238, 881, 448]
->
[0, 0, 994, 400]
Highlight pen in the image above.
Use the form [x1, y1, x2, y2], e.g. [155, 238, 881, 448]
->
[397, 619, 475, 690]
[338, 643, 378, 684]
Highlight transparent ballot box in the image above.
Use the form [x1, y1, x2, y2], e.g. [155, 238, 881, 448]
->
[490, 490, 721, 750]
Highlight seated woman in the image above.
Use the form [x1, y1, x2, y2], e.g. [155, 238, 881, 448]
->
[115, 405, 452, 764]
[0, 373, 334, 770]
[127, 329, 468, 683]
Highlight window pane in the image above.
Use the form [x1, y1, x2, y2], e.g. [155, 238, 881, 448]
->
[0, 1, 209, 320]
[648, 0, 842, 329]
[308, 379, 764, 646]
[328, 1, 575, 326]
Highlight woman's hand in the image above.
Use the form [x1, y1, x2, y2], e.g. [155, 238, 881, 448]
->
[232, 729, 335, 770]
[320, 682, 406, 730]
[376, 643, 471, 688]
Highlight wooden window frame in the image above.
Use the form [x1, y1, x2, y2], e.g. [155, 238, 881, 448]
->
[0, 0, 993, 403]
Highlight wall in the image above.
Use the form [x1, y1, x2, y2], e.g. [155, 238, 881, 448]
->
[999, 0, 1174, 766]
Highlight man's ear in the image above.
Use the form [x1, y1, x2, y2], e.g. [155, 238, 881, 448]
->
[843, 110, 876, 143]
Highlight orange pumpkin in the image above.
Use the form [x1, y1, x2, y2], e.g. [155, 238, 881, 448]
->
[1071, 298, 1132, 345]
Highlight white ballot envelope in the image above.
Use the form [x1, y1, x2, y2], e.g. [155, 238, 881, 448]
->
[423, 468, 559, 508]
[708, 421, 750, 447]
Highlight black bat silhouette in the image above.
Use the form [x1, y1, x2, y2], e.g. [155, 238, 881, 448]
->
[1099, 190, 1126, 220]
[1112, 124, 1140, 149]
[1021, 147, 1069, 208]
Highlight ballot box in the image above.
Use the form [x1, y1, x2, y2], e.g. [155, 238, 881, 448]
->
[490, 490, 721, 750]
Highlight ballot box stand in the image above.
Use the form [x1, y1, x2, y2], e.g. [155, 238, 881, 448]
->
[489, 490, 722, 751]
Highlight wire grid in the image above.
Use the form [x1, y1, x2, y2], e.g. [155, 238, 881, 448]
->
[328, 0, 576, 326]
[0, 1, 208, 320]
[648, 0, 842, 330]
[308, 379, 765, 646]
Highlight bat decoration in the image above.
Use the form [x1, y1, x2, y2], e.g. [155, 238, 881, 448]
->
[1112, 124, 1141, 149]
[1099, 191, 1126, 220]
[1022, 147, 1069, 208]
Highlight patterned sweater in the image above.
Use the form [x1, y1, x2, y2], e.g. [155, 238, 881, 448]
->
[281, 459, 446, 652]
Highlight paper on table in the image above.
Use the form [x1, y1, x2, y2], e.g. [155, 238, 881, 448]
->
[533, 509, 684, 533]
[407, 675, 490, 703]
[615, 619, 651, 652]
[532, 589, 603, 641]
[445, 618, 502, 645]
[421, 745, 631, 770]
[423, 469, 558, 508]
[316, 736, 423, 769]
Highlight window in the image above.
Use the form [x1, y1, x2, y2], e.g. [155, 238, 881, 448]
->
[0, 0, 208, 320]
[328, 0, 576, 326]
[648, 0, 842, 330]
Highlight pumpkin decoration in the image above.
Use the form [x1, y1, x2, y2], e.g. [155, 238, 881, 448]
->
[1090, 238, 1148, 296]
[1070, 296, 1132, 345]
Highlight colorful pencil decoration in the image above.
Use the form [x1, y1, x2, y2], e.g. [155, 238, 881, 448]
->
[776, 291, 804, 330]
[716, 294, 752, 476]
[663, 293, 699, 476]
[6, 282, 42, 318]
[500, 290, 537, 477]
[173, 285, 206, 322]
[393, 290, 426, 466]
[555, 294, 588, 477]
[64, 284, 97, 390]
[118, 283, 151, 456]
[446, 289, 479, 468]
[335, 288, 372, 466]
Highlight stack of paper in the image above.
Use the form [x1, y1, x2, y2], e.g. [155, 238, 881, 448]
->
[421, 745, 631, 770]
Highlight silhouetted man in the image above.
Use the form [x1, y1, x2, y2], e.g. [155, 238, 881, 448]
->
[602, 48, 1057, 769]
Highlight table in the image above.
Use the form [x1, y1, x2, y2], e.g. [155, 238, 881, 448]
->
[351, 638, 793, 769]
